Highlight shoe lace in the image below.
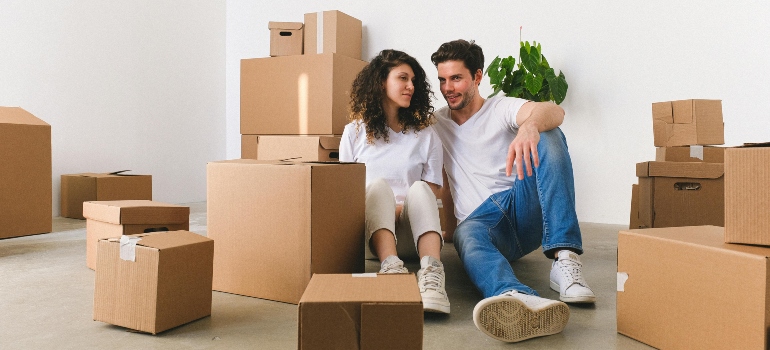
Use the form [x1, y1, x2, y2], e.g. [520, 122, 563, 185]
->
[558, 258, 588, 287]
[419, 265, 444, 292]
[380, 260, 407, 274]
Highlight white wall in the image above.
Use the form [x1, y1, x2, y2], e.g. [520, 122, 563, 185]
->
[0, 1, 226, 215]
[226, 0, 770, 225]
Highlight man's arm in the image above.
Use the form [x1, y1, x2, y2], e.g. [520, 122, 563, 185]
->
[506, 101, 565, 179]
[440, 168, 457, 242]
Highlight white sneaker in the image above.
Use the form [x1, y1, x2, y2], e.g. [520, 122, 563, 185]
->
[549, 250, 596, 303]
[417, 256, 450, 314]
[473, 291, 570, 343]
[379, 255, 408, 274]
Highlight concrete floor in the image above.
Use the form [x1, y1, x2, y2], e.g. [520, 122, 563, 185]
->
[0, 202, 651, 350]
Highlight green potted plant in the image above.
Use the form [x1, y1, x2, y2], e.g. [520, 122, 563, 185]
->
[485, 40, 568, 104]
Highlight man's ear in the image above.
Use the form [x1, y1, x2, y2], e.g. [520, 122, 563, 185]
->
[474, 69, 483, 86]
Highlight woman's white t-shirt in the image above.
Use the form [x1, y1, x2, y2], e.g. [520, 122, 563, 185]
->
[432, 95, 529, 222]
[339, 121, 443, 204]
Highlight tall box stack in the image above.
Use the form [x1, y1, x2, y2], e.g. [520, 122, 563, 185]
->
[0, 107, 52, 239]
[629, 99, 726, 229]
[207, 159, 366, 304]
[241, 10, 364, 161]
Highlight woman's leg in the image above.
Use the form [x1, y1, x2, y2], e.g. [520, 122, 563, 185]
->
[365, 178, 398, 261]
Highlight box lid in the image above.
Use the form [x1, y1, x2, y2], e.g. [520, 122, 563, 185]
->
[623, 226, 770, 257]
[83, 200, 189, 225]
[318, 136, 341, 150]
[268, 21, 303, 30]
[636, 161, 723, 179]
[64, 171, 149, 178]
[0, 107, 50, 126]
[103, 230, 210, 250]
[299, 274, 421, 304]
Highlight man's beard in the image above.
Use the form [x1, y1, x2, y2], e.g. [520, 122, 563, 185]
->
[447, 87, 475, 111]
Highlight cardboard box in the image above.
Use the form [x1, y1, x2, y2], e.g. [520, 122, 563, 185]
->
[652, 99, 724, 147]
[207, 159, 365, 304]
[617, 226, 770, 349]
[725, 143, 770, 245]
[240, 53, 366, 135]
[0, 107, 52, 239]
[298, 274, 423, 350]
[61, 171, 152, 219]
[629, 184, 641, 229]
[83, 200, 190, 270]
[636, 161, 724, 228]
[303, 10, 362, 60]
[655, 145, 724, 163]
[269, 21, 303, 56]
[241, 135, 341, 161]
[93, 230, 213, 334]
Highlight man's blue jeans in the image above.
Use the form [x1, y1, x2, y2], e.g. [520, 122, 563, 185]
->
[454, 128, 582, 298]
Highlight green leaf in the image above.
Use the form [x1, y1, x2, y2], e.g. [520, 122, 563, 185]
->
[546, 71, 568, 105]
[520, 44, 541, 74]
[524, 73, 543, 95]
[485, 56, 501, 76]
[501, 56, 516, 72]
[488, 86, 503, 98]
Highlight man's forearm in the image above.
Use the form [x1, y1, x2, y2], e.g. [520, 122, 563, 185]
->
[517, 102, 564, 132]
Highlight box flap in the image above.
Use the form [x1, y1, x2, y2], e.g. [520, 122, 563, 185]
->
[0, 106, 50, 126]
[623, 226, 770, 257]
[671, 99, 693, 124]
[319, 136, 342, 150]
[268, 21, 303, 30]
[106, 230, 211, 250]
[635, 161, 723, 179]
[738, 141, 770, 148]
[83, 200, 189, 224]
[651, 101, 673, 123]
[67, 171, 148, 178]
[300, 274, 421, 304]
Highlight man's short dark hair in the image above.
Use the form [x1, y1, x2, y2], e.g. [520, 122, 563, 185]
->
[431, 39, 485, 76]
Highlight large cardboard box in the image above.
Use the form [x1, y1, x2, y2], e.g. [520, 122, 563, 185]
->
[83, 200, 190, 270]
[268, 21, 303, 56]
[298, 274, 423, 350]
[617, 226, 770, 349]
[61, 171, 152, 219]
[655, 145, 725, 163]
[652, 99, 724, 147]
[636, 161, 724, 228]
[207, 159, 365, 304]
[725, 143, 770, 245]
[240, 53, 366, 135]
[0, 107, 52, 239]
[93, 230, 213, 334]
[241, 135, 341, 161]
[303, 10, 362, 60]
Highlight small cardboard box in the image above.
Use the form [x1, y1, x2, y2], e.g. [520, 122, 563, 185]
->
[652, 99, 724, 147]
[93, 230, 213, 334]
[61, 171, 152, 219]
[725, 143, 770, 245]
[241, 135, 341, 161]
[268, 21, 303, 56]
[655, 145, 725, 163]
[240, 53, 366, 135]
[629, 184, 641, 229]
[636, 161, 724, 228]
[617, 226, 770, 349]
[298, 274, 423, 350]
[207, 159, 365, 304]
[0, 107, 52, 239]
[83, 200, 190, 270]
[303, 10, 362, 60]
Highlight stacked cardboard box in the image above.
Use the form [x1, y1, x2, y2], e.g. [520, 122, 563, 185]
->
[241, 10, 365, 161]
[629, 99, 726, 229]
[61, 171, 152, 219]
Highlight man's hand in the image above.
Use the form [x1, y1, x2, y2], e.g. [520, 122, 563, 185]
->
[506, 122, 540, 179]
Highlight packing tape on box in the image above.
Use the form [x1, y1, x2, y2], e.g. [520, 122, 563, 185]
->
[352, 273, 377, 278]
[315, 11, 324, 54]
[120, 235, 142, 262]
[617, 272, 629, 292]
[690, 145, 704, 160]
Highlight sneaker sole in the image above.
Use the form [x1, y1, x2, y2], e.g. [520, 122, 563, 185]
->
[423, 301, 450, 314]
[473, 296, 569, 342]
[549, 280, 596, 303]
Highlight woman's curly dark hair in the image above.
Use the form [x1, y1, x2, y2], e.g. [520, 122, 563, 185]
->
[349, 49, 435, 144]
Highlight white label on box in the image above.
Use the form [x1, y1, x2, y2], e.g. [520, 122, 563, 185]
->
[352, 273, 377, 278]
[690, 145, 704, 160]
[316, 11, 324, 54]
[119, 235, 142, 262]
[617, 272, 629, 292]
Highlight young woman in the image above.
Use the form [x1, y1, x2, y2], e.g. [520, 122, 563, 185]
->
[339, 49, 449, 314]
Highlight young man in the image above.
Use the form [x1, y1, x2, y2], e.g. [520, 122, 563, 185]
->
[430, 39, 595, 343]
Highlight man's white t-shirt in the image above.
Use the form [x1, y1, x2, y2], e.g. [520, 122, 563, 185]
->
[339, 121, 443, 204]
[432, 95, 529, 222]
